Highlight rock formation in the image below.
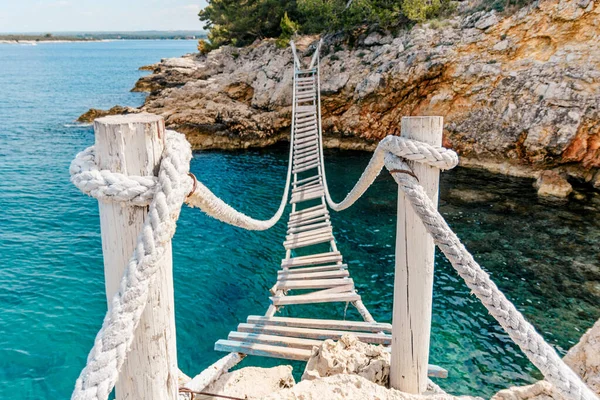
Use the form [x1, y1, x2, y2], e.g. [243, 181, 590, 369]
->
[302, 333, 390, 385]
[81, 0, 600, 189]
[202, 365, 295, 399]
[263, 374, 478, 400]
[534, 170, 573, 198]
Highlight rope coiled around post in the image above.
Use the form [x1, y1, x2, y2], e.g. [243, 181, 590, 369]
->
[69, 128, 298, 400]
[69, 130, 193, 400]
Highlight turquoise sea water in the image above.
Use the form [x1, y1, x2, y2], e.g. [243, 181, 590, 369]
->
[0, 40, 598, 399]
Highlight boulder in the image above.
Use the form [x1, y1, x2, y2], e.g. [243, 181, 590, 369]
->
[302, 334, 389, 385]
[77, 105, 139, 123]
[81, 0, 600, 189]
[534, 170, 573, 198]
[203, 365, 294, 399]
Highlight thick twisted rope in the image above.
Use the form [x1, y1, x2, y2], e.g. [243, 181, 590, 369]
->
[72, 127, 294, 230]
[317, 134, 459, 211]
[69, 127, 295, 399]
[70, 130, 193, 400]
[383, 153, 597, 400]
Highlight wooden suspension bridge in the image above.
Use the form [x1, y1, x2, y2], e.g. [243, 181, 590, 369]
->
[69, 38, 597, 400]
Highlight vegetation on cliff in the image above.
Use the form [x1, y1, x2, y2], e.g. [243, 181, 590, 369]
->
[197, 0, 454, 50]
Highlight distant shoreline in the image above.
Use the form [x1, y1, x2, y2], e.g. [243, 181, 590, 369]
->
[0, 38, 201, 45]
[0, 39, 104, 45]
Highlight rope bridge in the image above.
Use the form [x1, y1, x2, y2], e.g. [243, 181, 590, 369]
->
[68, 40, 597, 400]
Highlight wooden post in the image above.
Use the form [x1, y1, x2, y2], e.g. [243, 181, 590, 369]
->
[390, 116, 443, 394]
[94, 113, 178, 400]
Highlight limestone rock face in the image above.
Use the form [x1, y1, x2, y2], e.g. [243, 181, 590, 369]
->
[77, 105, 139, 123]
[534, 170, 573, 198]
[203, 365, 294, 399]
[84, 0, 600, 185]
[302, 334, 389, 385]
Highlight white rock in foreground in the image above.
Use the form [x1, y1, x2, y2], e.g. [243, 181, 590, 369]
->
[203, 365, 294, 399]
[263, 374, 478, 400]
[302, 333, 389, 385]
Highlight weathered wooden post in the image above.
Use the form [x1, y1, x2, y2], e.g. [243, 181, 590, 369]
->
[94, 114, 178, 400]
[390, 116, 443, 394]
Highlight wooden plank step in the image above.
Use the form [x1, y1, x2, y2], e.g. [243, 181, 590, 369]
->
[290, 186, 323, 200]
[295, 111, 316, 119]
[295, 145, 319, 158]
[295, 128, 317, 138]
[228, 332, 322, 350]
[278, 264, 346, 275]
[288, 215, 329, 229]
[295, 118, 317, 129]
[293, 162, 320, 174]
[278, 269, 350, 280]
[215, 339, 311, 361]
[290, 189, 323, 204]
[295, 135, 317, 146]
[276, 278, 353, 290]
[296, 68, 316, 74]
[296, 76, 315, 83]
[291, 181, 321, 194]
[286, 226, 332, 240]
[296, 124, 317, 134]
[236, 323, 389, 345]
[297, 91, 315, 99]
[289, 203, 324, 215]
[287, 221, 330, 234]
[281, 252, 341, 268]
[246, 316, 392, 334]
[293, 175, 321, 187]
[296, 105, 315, 113]
[220, 336, 447, 378]
[284, 234, 333, 249]
[294, 140, 318, 152]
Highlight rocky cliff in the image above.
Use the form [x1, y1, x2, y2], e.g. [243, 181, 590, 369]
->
[82, 0, 600, 188]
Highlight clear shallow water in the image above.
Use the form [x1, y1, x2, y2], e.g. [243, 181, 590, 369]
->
[0, 40, 598, 399]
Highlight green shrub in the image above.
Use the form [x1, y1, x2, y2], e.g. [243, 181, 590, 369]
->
[197, 39, 213, 54]
[276, 12, 301, 48]
[199, 0, 300, 47]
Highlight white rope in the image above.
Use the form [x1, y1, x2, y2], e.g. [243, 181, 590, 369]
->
[317, 134, 458, 211]
[382, 153, 597, 400]
[70, 130, 193, 400]
[72, 129, 295, 231]
[69, 126, 295, 399]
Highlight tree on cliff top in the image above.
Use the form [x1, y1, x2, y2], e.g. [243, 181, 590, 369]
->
[199, 0, 300, 48]
[199, 0, 452, 50]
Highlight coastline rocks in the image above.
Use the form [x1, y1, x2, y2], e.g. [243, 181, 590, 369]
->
[77, 105, 139, 123]
[534, 170, 573, 198]
[203, 365, 294, 399]
[302, 334, 389, 385]
[82, 0, 600, 188]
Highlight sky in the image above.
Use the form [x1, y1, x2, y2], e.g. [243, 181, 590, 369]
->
[0, 0, 209, 33]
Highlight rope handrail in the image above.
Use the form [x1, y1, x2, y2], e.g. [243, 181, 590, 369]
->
[317, 135, 458, 211]
[70, 130, 597, 400]
[383, 153, 597, 400]
[71, 128, 296, 231]
[67, 41, 597, 400]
